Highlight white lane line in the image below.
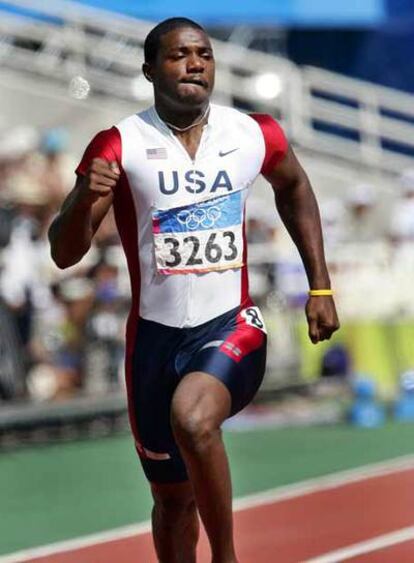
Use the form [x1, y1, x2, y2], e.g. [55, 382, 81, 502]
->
[304, 525, 414, 563]
[0, 522, 152, 563]
[2, 453, 414, 563]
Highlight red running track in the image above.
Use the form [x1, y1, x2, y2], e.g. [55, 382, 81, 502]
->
[22, 466, 414, 563]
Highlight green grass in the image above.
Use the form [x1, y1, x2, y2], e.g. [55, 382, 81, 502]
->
[1, 422, 414, 554]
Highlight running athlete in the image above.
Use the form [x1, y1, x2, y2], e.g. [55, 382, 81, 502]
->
[48, 17, 339, 563]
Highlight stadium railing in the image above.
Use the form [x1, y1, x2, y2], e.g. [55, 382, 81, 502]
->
[0, 0, 414, 174]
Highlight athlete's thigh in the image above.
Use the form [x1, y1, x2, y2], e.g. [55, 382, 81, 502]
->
[171, 370, 232, 431]
[130, 317, 188, 483]
[184, 304, 267, 417]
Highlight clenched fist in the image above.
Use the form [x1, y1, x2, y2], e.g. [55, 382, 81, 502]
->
[80, 158, 120, 204]
[306, 295, 340, 344]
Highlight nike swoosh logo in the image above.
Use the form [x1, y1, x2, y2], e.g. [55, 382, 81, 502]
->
[219, 148, 240, 157]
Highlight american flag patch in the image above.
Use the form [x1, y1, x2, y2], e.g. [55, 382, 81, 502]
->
[146, 147, 167, 159]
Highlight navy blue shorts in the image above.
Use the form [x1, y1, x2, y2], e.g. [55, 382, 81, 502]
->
[126, 303, 267, 483]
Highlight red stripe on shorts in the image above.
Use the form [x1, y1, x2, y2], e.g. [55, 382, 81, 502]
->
[220, 308, 265, 363]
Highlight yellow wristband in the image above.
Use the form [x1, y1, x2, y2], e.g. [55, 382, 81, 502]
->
[308, 289, 333, 296]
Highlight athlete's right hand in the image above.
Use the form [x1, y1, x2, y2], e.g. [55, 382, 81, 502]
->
[80, 158, 120, 203]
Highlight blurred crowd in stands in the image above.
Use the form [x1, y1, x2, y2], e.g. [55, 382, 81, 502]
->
[1, 125, 414, 403]
[0, 126, 128, 402]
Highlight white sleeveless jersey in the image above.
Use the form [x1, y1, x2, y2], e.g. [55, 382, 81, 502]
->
[76, 103, 288, 328]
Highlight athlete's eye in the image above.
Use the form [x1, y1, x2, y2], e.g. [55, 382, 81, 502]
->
[169, 52, 186, 60]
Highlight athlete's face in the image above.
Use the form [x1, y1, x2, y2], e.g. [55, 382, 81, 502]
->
[145, 27, 215, 109]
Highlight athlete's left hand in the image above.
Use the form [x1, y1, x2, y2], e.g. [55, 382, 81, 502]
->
[305, 296, 340, 344]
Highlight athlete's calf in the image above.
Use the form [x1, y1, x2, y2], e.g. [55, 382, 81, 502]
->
[151, 481, 199, 563]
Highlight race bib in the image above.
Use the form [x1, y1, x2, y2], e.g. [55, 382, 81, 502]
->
[153, 191, 244, 274]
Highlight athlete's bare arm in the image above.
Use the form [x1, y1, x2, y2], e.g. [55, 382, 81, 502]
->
[48, 158, 119, 268]
[265, 145, 340, 343]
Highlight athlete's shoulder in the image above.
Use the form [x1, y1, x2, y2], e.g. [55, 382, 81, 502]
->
[248, 113, 289, 175]
[76, 126, 121, 176]
[88, 126, 121, 150]
[249, 113, 287, 141]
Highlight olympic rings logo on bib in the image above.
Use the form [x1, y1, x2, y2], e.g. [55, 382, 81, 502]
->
[152, 192, 244, 275]
[176, 206, 221, 230]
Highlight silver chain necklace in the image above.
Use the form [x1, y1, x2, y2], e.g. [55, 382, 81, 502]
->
[163, 105, 210, 133]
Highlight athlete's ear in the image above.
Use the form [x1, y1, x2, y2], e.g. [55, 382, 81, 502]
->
[142, 62, 153, 82]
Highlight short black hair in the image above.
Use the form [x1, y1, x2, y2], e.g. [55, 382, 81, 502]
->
[144, 17, 206, 64]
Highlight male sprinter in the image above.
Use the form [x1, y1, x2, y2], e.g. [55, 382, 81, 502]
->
[49, 17, 339, 563]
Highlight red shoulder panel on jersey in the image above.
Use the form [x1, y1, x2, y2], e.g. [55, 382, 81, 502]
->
[249, 114, 288, 176]
[75, 126, 122, 176]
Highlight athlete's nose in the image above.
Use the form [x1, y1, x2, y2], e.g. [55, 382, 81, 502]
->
[186, 54, 205, 73]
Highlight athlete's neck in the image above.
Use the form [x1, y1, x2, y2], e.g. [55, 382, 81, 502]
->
[155, 103, 210, 133]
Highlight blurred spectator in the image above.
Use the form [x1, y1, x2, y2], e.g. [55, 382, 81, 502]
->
[36, 128, 78, 207]
[0, 299, 26, 400]
[320, 185, 382, 249]
[0, 174, 52, 352]
[54, 277, 95, 398]
[319, 198, 346, 250]
[246, 197, 280, 299]
[84, 251, 127, 394]
[343, 183, 382, 243]
[389, 169, 414, 243]
[0, 126, 39, 170]
[27, 277, 95, 401]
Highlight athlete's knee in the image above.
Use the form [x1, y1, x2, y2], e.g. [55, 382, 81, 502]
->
[171, 404, 220, 453]
[153, 496, 197, 526]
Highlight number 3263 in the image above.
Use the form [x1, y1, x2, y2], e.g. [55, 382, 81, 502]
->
[163, 231, 238, 267]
